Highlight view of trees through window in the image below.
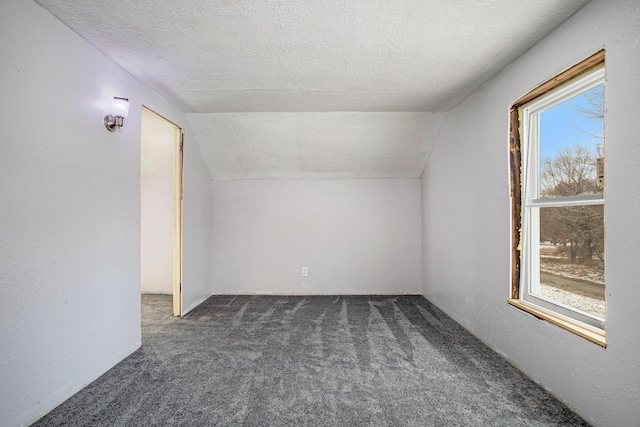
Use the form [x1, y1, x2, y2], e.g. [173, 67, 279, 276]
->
[537, 83, 605, 319]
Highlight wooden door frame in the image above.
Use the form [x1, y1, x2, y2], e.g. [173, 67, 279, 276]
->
[141, 106, 183, 317]
[172, 125, 183, 317]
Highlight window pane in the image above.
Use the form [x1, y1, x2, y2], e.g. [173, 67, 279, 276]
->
[539, 84, 605, 198]
[537, 205, 605, 319]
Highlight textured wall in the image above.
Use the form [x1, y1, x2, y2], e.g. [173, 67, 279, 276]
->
[0, 1, 212, 425]
[212, 179, 422, 295]
[421, 1, 640, 426]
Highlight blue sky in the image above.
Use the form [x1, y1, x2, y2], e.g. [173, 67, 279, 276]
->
[539, 84, 604, 160]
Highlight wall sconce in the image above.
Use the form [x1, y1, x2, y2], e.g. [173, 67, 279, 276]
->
[104, 97, 130, 132]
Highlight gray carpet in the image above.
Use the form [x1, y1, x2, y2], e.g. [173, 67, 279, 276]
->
[34, 295, 589, 426]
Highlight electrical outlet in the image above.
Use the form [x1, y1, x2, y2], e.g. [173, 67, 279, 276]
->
[301, 266, 309, 277]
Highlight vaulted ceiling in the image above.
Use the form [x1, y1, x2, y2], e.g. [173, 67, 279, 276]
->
[36, 0, 589, 179]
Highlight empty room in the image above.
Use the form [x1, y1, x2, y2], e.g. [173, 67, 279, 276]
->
[1, 0, 639, 426]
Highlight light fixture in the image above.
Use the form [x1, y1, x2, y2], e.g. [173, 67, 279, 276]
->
[104, 97, 130, 132]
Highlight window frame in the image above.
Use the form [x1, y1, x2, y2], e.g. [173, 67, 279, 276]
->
[508, 50, 607, 347]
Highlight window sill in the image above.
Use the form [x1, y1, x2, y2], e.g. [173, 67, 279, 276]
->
[507, 299, 606, 347]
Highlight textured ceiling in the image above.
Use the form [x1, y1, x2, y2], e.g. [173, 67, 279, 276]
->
[35, 0, 589, 178]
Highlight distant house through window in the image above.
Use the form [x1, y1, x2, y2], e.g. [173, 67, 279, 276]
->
[509, 50, 606, 346]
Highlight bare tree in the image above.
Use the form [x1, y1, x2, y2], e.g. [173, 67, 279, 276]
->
[541, 145, 600, 197]
[539, 146, 604, 264]
[570, 84, 605, 155]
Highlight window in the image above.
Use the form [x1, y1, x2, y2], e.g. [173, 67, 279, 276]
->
[509, 51, 606, 346]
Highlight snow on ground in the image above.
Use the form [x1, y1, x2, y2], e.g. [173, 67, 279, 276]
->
[540, 259, 604, 285]
[539, 284, 605, 319]
[535, 244, 606, 320]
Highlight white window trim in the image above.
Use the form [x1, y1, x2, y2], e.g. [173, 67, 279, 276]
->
[519, 65, 606, 331]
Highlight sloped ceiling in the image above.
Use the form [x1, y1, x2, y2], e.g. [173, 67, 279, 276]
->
[189, 112, 446, 179]
[35, 0, 589, 179]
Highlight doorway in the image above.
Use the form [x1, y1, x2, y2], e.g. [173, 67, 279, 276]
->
[140, 106, 183, 316]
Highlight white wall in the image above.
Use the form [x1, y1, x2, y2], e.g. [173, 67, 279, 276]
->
[140, 176, 174, 293]
[420, 1, 640, 426]
[140, 109, 176, 294]
[181, 125, 214, 314]
[212, 179, 421, 295]
[0, 1, 212, 425]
